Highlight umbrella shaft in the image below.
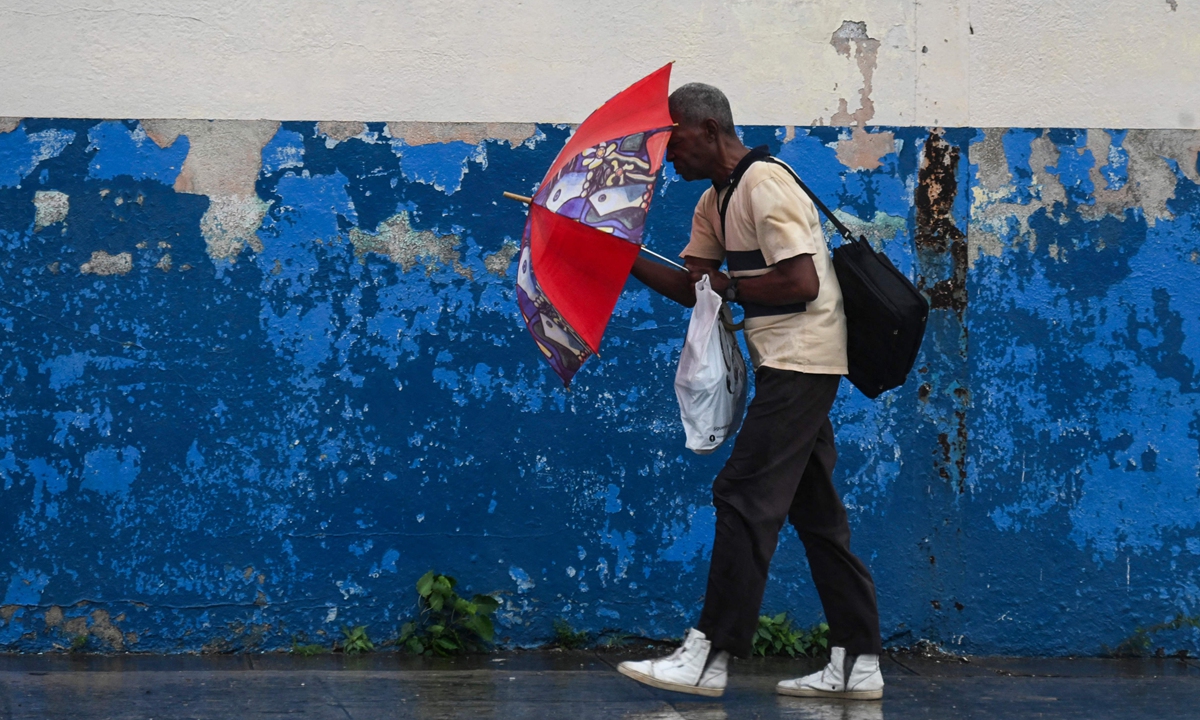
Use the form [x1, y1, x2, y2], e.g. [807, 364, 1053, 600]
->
[639, 246, 685, 271]
[503, 191, 684, 271]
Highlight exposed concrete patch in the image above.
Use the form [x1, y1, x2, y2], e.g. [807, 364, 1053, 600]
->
[32, 190, 69, 230]
[483, 242, 519, 277]
[386, 122, 539, 148]
[142, 120, 279, 195]
[317, 121, 368, 148]
[61, 616, 87, 637]
[1028, 134, 1067, 213]
[1081, 129, 1200, 226]
[88, 609, 124, 650]
[968, 210, 1007, 266]
[836, 129, 897, 171]
[199, 195, 271, 260]
[829, 21, 895, 170]
[0, 606, 18, 623]
[0, 118, 20, 134]
[81, 250, 133, 276]
[974, 128, 1013, 192]
[142, 120, 280, 261]
[44, 606, 63, 629]
[156, 253, 173, 272]
[349, 212, 469, 278]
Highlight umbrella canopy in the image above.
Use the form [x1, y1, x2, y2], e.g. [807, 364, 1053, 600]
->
[515, 63, 674, 386]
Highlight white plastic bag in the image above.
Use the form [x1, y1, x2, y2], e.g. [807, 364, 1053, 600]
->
[674, 275, 748, 454]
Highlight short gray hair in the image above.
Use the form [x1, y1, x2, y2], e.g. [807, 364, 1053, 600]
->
[669, 83, 737, 136]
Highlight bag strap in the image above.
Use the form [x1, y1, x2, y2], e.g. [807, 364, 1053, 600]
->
[715, 146, 858, 246]
[716, 146, 771, 243]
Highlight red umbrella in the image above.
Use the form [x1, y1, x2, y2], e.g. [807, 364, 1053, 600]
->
[507, 63, 677, 386]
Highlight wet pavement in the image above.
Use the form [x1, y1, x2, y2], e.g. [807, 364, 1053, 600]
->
[2, 649, 1198, 719]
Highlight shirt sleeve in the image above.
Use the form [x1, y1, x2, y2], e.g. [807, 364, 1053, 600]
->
[748, 174, 821, 266]
[680, 190, 725, 261]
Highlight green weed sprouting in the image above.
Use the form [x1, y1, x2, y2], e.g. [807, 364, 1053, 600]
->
[550, 618, 591, 649]
[398, 571, 500, 656]
[752, 613, 829, 658]
[291, 637, 327, 656]
[340, 625, 374, 654]
[1110, 614, 1200, 657]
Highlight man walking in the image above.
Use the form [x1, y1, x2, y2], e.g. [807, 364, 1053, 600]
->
[617, 83, 884, 700]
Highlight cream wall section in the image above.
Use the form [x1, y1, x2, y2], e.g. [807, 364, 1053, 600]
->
[0, 0, 1196, 127]
[969, 0, 1200, 129]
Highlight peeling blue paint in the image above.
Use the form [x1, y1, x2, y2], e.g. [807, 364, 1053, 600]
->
[80, 446, 140, 496]
[2, 570, 49, 606]
[0, 124, 76, 188]
[1, 120, 1198, 655]
[391, 140, 485, 195]
[86, 121, 187, 184]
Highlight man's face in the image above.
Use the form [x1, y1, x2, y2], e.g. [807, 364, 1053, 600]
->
[666, 120, 714, 182]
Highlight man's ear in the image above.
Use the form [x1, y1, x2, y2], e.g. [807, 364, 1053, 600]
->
[702, 118, 722, 143]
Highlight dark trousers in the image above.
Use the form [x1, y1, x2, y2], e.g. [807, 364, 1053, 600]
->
[696, 367, 882, 658]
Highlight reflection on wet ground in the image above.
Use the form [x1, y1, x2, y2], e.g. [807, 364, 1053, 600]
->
[1, 650, 1197, 719]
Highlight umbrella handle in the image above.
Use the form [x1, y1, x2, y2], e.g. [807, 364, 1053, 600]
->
[502, 191, 685, 271]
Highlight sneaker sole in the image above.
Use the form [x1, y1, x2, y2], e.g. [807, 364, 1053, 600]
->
[776, 686, 883, 700]
[617, 664, 725, 697]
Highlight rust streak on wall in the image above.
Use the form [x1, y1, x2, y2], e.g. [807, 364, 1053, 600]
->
[915, 130, 967, 324]
[915, 129, 969, 494]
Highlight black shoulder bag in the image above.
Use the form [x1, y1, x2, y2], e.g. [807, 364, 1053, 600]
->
[717, 147, 929, 399]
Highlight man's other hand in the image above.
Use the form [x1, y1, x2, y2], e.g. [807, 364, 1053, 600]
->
[688, 265, 731, 294]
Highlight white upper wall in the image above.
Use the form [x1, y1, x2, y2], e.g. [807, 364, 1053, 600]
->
[1, 0, 1196, 128]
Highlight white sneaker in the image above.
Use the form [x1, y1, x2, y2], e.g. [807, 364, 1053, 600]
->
[776, 646, 883, 700]
[617, 628, 729, 697]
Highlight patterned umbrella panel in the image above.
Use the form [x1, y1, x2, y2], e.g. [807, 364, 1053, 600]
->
[515, 64, 674, 386]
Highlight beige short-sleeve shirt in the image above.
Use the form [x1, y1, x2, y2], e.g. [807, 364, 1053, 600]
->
[681, 159, 848, 375]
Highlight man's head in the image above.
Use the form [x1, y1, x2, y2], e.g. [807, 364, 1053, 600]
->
[667, 83, 740, 182]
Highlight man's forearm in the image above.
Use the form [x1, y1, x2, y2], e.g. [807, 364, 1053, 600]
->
[702, 254, 819, 306]
[733, 269, 818, 305]
[630, 256, 696, 307]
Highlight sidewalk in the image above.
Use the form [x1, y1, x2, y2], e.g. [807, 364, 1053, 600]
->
[2, 649, 1198, 719]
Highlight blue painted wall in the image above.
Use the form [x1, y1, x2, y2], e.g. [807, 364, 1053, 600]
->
[1, 120, 1198, 655]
